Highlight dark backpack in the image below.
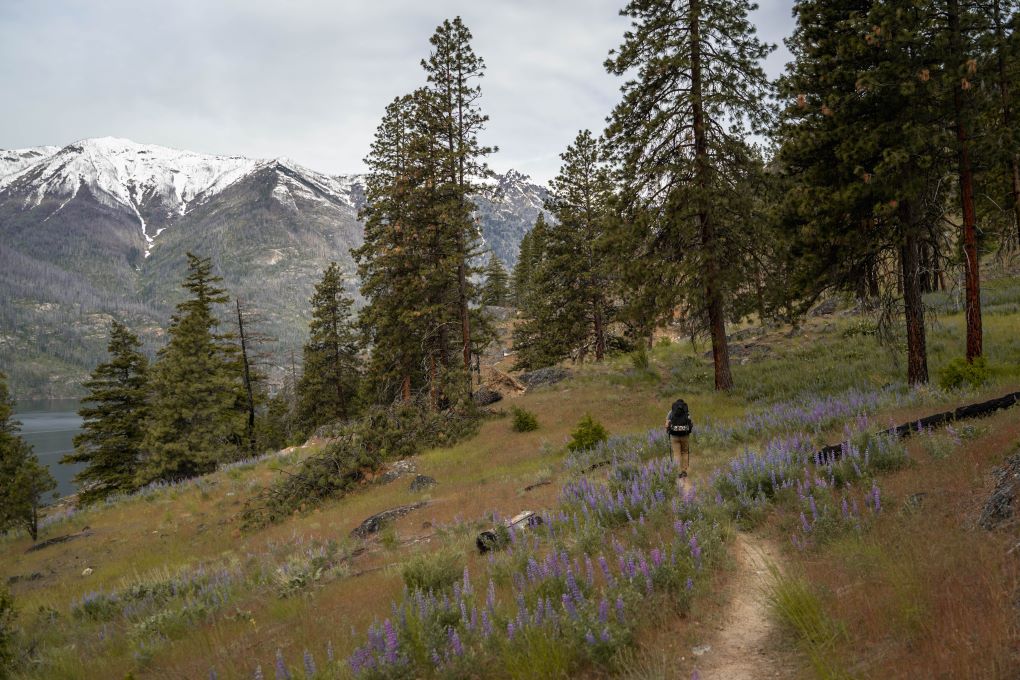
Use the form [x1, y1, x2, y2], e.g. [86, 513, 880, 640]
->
[667, 399, 693, 436]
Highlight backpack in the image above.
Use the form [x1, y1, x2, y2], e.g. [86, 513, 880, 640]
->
[667, 399, 693, 436]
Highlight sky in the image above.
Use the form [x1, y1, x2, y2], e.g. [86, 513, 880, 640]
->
[0, 0, 795, 183]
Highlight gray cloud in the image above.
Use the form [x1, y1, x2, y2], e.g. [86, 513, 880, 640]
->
[0, 0, 794, 183]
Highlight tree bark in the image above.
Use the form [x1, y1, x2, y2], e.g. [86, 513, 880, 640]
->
[689, 0, 733, 390]
[949, 0, 983, 361]
[235, 298, 256, 453]
[900, 207, 929, 385]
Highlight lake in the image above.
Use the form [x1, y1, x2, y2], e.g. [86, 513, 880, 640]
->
[14, 399, 83, 499]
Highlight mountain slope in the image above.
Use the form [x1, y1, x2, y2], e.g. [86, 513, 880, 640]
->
[0, 138, 545, 397]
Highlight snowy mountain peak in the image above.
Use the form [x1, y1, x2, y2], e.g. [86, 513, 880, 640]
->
[0, 145, 61, 179]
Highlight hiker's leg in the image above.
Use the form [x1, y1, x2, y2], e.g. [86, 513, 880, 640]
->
[679, 436, 690, 474]
[670, 435, 683, 466]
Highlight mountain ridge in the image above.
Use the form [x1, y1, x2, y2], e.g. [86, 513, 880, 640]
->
[0, 137, 548, 398]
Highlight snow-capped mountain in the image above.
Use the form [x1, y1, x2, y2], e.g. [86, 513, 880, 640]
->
[0, 138, 546, 397]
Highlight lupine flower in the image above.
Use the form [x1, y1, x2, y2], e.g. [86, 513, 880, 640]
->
[274, 649, 290, 680]
[448, 628, 463, 656]
[303, 650, 316, 678]
[585, 630, 597, 645]
[254, 665, 264, 680]
[326, 640, 334, 663]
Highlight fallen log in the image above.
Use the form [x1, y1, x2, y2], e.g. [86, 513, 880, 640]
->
[476, 510, 543, 553]
[815, 390, 1020, 462]
[25, 528, 93, 553]
[351, 502, 428, 539]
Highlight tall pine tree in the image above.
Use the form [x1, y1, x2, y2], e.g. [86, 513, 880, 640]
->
[0, 372, 56, 541]
[422, 17, 495, 391]
[140, 253, 246, 483]
[297, 263, 361, 431]
[605, 0, 774, 390]
[63, 321, 149, 504]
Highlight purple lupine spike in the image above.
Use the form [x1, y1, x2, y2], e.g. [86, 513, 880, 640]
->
[686, 577, 694, 591]
[482, 609, 493, 637]
[562, 592, 577, 619]
[326, 640, 334, 663]
[254, 664, 265, 680]
[800, 512, 811, 533]
[486, 579, 496, 611]
[615, 596, 626, 623]
[585, 630, 596, 645]
[303, 650, 316, 678]
[598, 598, 609, 624]
[274, 649, 290, 680]
[448, 628, 463, 656]
[431, 648, 442, 667]
[507, 620, 516, 640]
[601, 627, 611, 642]
[383, 619, 399, 665]
[462, 566, 472, 595]
[209, 669, 218, 680]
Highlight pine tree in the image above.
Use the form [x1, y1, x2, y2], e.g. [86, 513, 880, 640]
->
[63, 321, 149, 504]
[421, 17, 495, 391]
[605, 0, 774, 390]
[356, 92, 460, 407]
[776, 0, 949, 385]
[0, 372, 56, 541]
[297, 263, 361, 431]
[480, 254, 510, 306]
[139, 253, 246, 483]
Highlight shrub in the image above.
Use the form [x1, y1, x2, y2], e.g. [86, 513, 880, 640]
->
[511, 406, 539, 432]
[567, 414, 609, 452]
[0, 586, 15, 673]
[401, 549, 464, 594]
[938, 356, 991, 390]
[630, 347, 650, 371]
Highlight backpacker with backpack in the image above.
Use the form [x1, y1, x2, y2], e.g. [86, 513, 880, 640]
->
[667, 399, 693, 436]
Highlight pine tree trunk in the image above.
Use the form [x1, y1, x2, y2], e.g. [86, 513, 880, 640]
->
[949, 0, 983, 361]
[401, 374, 412, 403]
[593, 297, 606, 361]
[689, 0, 733, 391]
[235, 299, 256, 453]
[900, 206, 929, 385]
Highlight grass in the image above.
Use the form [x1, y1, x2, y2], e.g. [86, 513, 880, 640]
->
[2, 270, 1020, 678]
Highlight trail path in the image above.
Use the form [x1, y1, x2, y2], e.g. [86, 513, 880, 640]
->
[692, 532, 797, 680]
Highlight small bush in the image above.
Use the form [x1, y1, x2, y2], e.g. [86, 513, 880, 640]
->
[0, 587, 16, 673]
[938, 356, 991, 390]
[511, 406, 539, 432]
[567, 414, 609, 452]
[401, 549, 464, 593]
[630, 347, 650, 371]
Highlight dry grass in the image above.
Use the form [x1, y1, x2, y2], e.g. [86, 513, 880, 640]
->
[774, 408, 1020, 680]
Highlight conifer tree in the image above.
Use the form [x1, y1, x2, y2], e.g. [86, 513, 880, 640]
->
[777, 0, 948, 384]
[480, 254, 510, 306]
[605, 0, 774, 390]
[139, 253, 246, 483]
[63, 321, 149, 504]
[422, 17, 495, 389]
[297, 263, 361, 431]
[0, 372, 56, 541]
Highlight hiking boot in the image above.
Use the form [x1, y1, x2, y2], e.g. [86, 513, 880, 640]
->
[678, 470, 688, 480]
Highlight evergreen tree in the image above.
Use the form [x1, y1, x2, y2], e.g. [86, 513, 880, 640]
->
[62, 321, 149, 504]
[297, 263, 361, 431]
[421, 16, 495, 389]
[605, 0, 774, 390]
[480, 254, 510, 306]
[356, 92, 461, 407]
[776, 0, 949, 384]
[139, 253, 246, 483]
[0, 372, 56, 541]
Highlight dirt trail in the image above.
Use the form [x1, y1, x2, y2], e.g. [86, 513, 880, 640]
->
[692, 532, 797, 680]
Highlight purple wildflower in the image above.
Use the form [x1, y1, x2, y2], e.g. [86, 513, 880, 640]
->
[303, 650, 316, 678]
[448, 628, 463, 657]
[274, 649, 290, 680]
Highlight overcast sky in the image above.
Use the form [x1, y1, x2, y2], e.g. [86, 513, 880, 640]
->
[0, 0, 795, 183]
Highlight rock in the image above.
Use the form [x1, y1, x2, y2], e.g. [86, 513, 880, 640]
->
[351, 501, 428, 538]
[902, 492, 927, 514]
[6, 572, 43, 585]
[409, 475, 437, 492]
[518, 366, 570, 388]
[81, 567, 93, 577]
[377, 459, 417, 484]
[809, 298, 839, 317]
[980, 453, 1020, 530]
[472, 385, 503, 406]
[692, 644, 712, 656]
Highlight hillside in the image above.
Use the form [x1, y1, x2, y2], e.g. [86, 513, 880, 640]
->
[0, 139, 548, 398]
[2, 271, 1018, 679]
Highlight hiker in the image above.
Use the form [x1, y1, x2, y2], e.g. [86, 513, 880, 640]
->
[665, 398, 693, 479]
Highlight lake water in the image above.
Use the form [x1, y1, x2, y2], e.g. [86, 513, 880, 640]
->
[14, 399, 83, 499]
